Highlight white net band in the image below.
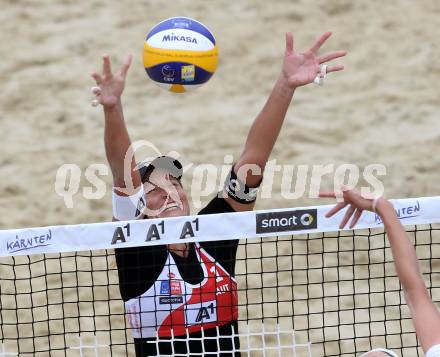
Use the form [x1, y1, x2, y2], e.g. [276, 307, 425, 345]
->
[0, 196, 437, 257]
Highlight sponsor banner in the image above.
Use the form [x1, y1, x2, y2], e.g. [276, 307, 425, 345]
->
[0, 196, 439, 257]
[256, 209, 317, 234]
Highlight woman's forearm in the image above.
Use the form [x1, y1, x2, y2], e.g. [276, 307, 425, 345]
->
[104, 101, 140, 191]
[377, 200, 426, 293]
[235, 76, 295, 187]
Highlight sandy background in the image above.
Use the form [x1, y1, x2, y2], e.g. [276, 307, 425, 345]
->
[0, 0, 439, 356]
[1, 0, 439, 228]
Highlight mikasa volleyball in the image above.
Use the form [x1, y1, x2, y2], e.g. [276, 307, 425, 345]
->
[143, 17, 218, 93]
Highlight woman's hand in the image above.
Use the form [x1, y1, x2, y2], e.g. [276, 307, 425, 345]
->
[319, 187, 387, 229]
[281, 31, 346, 88]
[91, 54, 132, 108]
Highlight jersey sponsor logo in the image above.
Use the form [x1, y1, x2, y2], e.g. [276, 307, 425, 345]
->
[185, 300, 217, 326]
[217, 283, 231, 295]
[209, 265, 234, 295]
[160, 281, 170, 294]
[160, 280, 182, 295]
[170, 280, 182, 295]
[159, 296, 183, 304]
[256, 209, 317, 234]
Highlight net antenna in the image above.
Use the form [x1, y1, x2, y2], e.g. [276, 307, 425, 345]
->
[68, 334, 107, 357]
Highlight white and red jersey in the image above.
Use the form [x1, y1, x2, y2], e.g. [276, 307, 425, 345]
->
[125, 243, 238, 338]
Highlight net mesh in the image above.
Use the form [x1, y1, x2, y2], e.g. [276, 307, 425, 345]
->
[0, 222, 439, 356]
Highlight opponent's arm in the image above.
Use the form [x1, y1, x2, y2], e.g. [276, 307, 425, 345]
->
[91, 54, 141, 191]
[377, 201, 440, 353]
[227, 32, 346, 212]
[321, 189, 440, 352]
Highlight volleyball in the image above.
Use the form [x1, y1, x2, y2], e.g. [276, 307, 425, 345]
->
[143, 17, 218, 93]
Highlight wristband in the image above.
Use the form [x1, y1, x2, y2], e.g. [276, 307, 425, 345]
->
[372, 196, 383, 213]
[426, 344, 440, 357]
[112, 185, 145, 221]
[224, 166, 261, 204]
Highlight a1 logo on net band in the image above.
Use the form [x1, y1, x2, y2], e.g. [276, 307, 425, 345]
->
[255, 209, 317, 234]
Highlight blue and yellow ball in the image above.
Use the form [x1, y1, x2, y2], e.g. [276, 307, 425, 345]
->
[143, 17, 218, 93]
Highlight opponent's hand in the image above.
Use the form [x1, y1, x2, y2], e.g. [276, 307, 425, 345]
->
[282, 32, 346, 88]
[319, 187, 386, 229]
[91, 54, 132, 108]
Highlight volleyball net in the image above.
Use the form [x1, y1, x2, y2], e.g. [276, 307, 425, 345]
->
[0, 197, 439, 356]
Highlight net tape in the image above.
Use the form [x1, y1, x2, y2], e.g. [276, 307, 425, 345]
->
[0, 196, 437, 257]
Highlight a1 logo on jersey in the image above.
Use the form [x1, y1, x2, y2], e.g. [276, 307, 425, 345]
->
[185, 300, 217, 326]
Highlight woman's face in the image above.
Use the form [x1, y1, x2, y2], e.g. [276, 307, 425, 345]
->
[144, 168, 189, 218]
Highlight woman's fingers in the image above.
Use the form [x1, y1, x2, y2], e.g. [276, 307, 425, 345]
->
[339, 205, 356, 229]
[91, 72, 103, 85]
[319, 191, 337, 198]
[325, 201, 348, 218]
[91, 86, 101, 95]
[326, 64, 345, 73]
[102, 54, 112, 76]
[309, 31, 332, 54]
[285, 32, 294, 55]
[318, 50, 347, 64]
[120, 53, 133, 77]
[349, 208, 363, 229]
